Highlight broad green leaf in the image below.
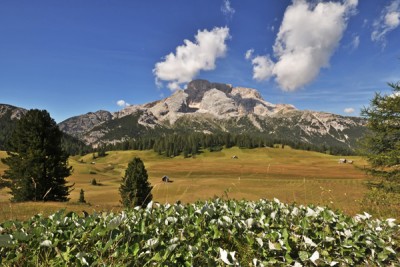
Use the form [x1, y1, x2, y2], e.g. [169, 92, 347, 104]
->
[299, 251, 308, 262]
[133, 243, 140, 256]
[0, 235, 13, 247]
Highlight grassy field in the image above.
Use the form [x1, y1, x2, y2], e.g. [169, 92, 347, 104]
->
[0, 147, 369, 221]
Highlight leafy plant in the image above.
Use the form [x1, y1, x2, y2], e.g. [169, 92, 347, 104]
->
[0, 198, 398, 266]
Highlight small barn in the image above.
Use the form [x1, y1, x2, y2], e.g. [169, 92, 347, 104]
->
[162, 175, 169, 182]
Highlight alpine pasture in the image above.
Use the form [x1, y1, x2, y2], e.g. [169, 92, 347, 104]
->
[0, 147, 368, 221]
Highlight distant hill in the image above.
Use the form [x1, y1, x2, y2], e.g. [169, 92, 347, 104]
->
[0, 104, 27, 150]
[0, 104, 90, 155]
[58, 80, 366, 151]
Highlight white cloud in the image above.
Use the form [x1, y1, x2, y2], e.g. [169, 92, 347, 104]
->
[117, 100, 129, 107]
[153, 27, 230, 91]
[344, 107, 355, 114]
[350, 35, 360, 50]
[221, 0, 235, 20]
[371, 0, 400, 46]
[270, 25, 275, 32]
[251, 55, 274, 81]
[248, 0, 358, 91]
[245, 49, 254, 60]
[385, 11, 400, 27]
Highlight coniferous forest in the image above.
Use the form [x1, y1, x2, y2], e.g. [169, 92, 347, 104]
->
[99, 132, 355, 157]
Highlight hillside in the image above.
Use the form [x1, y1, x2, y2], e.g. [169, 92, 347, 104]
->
[0, 104, 90, 155]
[58, 80, 366, 150]
[0, 104, 27, 150]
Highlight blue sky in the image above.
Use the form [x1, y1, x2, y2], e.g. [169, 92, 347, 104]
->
[1, 0, 399, 123]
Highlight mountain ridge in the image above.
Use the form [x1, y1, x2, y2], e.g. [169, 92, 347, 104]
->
[57, 80, 366, 150]
[0, 80, 366, 152]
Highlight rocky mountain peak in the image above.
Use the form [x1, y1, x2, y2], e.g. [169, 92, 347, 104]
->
[54, 79, 365, 149]
[198, 89, 238, 118]
[58, 110, 112, 138]
[185, 79, 233, 105]
[0, 104, 27, 120]
[231, 87, 263, 100]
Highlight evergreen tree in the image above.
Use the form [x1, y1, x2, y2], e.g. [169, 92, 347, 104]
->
[119, 157, 153, 208]
[97, 145, 107, 157]
[359, 82, 400, 191]
[79, 189, 86, 203]
[1, 109, 73, 202]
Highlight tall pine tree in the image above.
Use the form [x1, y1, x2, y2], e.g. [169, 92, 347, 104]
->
[119, 157, 153, 208]
[1, 109, 72, 202]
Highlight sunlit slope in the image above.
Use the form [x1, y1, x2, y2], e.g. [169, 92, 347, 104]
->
[0, 147, 368, 220]
[67, 147, 367, 211]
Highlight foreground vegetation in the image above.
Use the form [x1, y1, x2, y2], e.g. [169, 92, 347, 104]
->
[0, 198, 399, 266]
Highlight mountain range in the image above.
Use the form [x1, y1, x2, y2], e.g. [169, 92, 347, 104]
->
[1, 80, 366, 151]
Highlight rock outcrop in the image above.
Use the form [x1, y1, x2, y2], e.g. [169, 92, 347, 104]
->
[58, 110, 112, 138]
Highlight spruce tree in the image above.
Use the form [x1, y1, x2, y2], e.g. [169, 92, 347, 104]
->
[119, 157, 153, 208]
[1, 109, 72, 202]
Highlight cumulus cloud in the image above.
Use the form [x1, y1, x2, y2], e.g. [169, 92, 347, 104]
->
[221, 0, 235, 20]
[371, 0, 400, 46]
[251, 55, 274, 81]
[153, 27, 230, 91]
[117, 100, 129, 107]
[344, 107, 355, 114]
[247, 0, 358, 91]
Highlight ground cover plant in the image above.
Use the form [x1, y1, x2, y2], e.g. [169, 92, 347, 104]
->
[0, 198, 399, 266]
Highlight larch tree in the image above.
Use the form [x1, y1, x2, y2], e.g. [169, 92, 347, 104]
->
[360, 82, 400, 190]
[359, 82, 400, 217]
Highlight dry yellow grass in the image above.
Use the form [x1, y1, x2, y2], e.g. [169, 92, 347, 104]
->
[0, 147, 369, 221]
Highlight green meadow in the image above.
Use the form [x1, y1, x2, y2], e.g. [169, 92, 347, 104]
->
[0, 147, 369, 221]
